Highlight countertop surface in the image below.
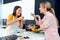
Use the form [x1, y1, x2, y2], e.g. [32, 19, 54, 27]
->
[0, 26, 45, 40]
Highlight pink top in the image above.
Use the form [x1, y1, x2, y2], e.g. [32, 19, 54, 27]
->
[40, 12, 60, 40]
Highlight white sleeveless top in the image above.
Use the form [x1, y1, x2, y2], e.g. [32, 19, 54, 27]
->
[6, 16, 20, 34]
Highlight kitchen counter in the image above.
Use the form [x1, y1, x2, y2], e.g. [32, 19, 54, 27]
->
[0, 26, 45, 40]
[16, 31, 45, 40]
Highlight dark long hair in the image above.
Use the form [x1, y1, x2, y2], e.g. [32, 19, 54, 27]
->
[13, 6, 22, 18]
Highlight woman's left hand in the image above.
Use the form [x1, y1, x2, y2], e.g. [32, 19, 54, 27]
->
[21, 16, 24, 20]
[36, 20, 42, 25]
[34, 15, 42, 25]
[35, 15, 41, 21]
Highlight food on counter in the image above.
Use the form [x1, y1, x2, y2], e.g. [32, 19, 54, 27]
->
[31, 26, 41, 33]
[26, 24, 41, 33]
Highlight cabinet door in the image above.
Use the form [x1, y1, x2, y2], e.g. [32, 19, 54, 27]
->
[3, 0, 21, 4]
[0, 0, 2, 25]
[55, 0, 60, 26]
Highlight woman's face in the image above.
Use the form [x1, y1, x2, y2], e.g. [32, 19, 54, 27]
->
[39, 5, 45, 13]
[16, 8, 22, 16]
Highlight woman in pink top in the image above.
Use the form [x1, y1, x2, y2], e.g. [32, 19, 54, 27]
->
[32, 1, 60, 40]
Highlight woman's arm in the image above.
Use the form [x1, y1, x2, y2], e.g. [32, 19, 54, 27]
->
[40, 16, 52, 30]
[19, 20, 24, 29]
[6, 18, 19, 26]
[6, 16, 23, 26]
[19, 16, 24, 29]
[35, 15, 51, 30]
[32, 14, 52, 30]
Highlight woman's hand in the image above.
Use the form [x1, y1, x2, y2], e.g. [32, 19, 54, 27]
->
[31, 13, 42, 25]
[19, 16, 24, 29]
[35, 15, 41, 21]
[18, 16, 24, 21]
[35, 20, 42, 25]
[31, 13, 41, 20]
[34, 15, 42, 25]
[31, 13, 35, 17]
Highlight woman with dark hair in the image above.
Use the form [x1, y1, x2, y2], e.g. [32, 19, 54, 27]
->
[6, 6, 24, 33]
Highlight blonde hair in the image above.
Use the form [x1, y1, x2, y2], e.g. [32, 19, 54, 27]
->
[40, 1, 55, 15]
[40, 1, 59, 27]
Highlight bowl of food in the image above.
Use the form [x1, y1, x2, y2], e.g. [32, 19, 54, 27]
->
[31, 25, 41, 33]
[27, 24, 40, 33]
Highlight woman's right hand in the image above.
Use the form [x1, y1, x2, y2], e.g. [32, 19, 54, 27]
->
[18, 16, 24, 20]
